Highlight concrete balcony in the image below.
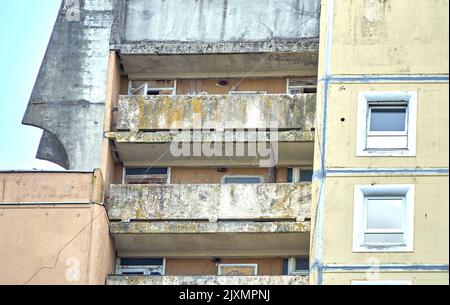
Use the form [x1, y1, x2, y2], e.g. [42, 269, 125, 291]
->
[107, 183, 310, 222]
[107, 94, 316, 167]
[116, 94, 316, 131]
[111, 0, 320, 78]
[106, 275, 309, 285]
[107, 183, 311, 257]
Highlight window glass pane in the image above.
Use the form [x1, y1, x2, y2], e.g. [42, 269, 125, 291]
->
[122, 272, 145, 275]
[282, 259, 289, 275]
[121, 258, 164, 266]
[287, 168, 293, 183]
[364, 233, 404, 244]
[223, 177, 261, 184]
[295, 257, 309, 271]
[370, 108, 406, 132]
[367, 198, 403, 229]
[300, 170, 313, 182]
[126, 168, 168, 175]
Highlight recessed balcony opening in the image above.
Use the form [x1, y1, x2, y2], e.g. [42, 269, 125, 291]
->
[113, 256, 310, 276]
[125, 77, 317, 96]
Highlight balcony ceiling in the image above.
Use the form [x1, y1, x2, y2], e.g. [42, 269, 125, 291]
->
[119, 50, 319, 79]
[110, 221, 310, 257]
[109, 138, 314, 167]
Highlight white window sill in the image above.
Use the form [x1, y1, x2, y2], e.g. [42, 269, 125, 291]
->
[356, 148, 416, 157]
[353, 245, 414, 253]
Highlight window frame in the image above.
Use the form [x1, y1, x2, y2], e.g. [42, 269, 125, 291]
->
[286, 257, 310, 275]
[217, 264, 258, 276]
[362, 196, 406, 246]
[356, 91, 417, 156]
[367, 103, 408, 137]
[353, 184, 415, 253]
[287, 168, 313, 183]
[116, 258, 166, 276]
[122, 167, 171, 185]
[128, 80, 177, 96]
[286, 77, 317, 94]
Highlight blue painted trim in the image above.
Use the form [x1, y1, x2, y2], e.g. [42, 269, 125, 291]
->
[323, 264, 449, 272]
[320, 75, 449, 83]
[326, 168, 449, 175]
[315, 0, 335, 286]
[313, 168, 448, 179]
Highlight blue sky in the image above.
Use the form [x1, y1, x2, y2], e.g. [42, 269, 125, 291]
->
[0, 0, 62, 170]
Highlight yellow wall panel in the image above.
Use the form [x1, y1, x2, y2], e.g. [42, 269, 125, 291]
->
[321, 176, 449, 265]
[331, 0, 449, 75]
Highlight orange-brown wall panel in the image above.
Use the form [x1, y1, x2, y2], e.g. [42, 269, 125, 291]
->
[166, 258, 283, 276]
[170, 167, 288, 184]
[176, 78, 287, 95]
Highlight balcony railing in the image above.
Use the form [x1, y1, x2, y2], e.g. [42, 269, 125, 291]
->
[106, 275, 309, 285]
[106, 183, 311, 222]
[115, 94, 316, 132]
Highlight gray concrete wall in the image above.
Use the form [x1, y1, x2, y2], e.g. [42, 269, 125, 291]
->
[123, 0, 320, 42]
[22, 0, 116, 170]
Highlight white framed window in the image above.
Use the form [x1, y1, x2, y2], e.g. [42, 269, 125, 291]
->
[218, 264, 258, 276]
[351, 280, 412, 285]
[123, 167, 171, 185]
[128, 80, 176, 96]
[283, 257, 309, 275]
[353, 184, 415, 252]
[286, 77, 317, 94]
[287, 168, 313, 183]
[356, 91, 417, 156]
[116, 258, 166, 276]
[221, 176, 263, 184]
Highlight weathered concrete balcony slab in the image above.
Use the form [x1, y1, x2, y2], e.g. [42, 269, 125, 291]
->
[106, 129, 315, 166]
[111, 0, 320, 78]
[107, 183, 311, 222]
[116, 94, 316, 131]
[107, 183, 311, 257]
[110, 221, 310, 257]
[107, 275, 309, 285]
[108, 94, 316, 167]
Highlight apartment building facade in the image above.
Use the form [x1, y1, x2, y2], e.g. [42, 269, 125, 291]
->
[0, 0, 448, 285]
[309, 0, 449, 285]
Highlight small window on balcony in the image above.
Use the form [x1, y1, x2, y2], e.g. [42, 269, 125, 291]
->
[287, 168, 313, 183]
[124, 167, 170, 185]
[218, 264, 258, 276]
[117, 258, 165, 276]
[222, 176, 263, 184]
[283, 257, 309, 275]
[287, 78, 317, 94]
[129, 80, 176, 96]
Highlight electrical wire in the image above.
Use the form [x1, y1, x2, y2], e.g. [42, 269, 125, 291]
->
[22, 209, 107, 285]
